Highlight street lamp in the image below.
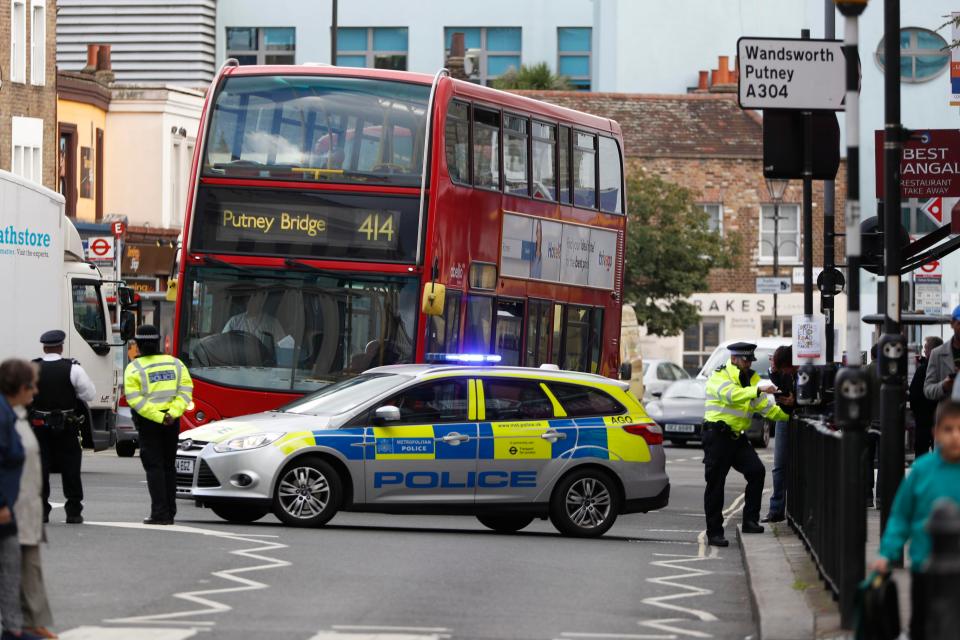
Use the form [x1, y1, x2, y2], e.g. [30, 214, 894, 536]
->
[765, 178, 789, 336]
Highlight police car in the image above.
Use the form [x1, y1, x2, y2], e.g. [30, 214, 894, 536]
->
[176, 364, 669, 537]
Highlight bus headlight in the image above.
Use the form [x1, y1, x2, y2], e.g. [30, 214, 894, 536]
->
[213, 432, 284, 453]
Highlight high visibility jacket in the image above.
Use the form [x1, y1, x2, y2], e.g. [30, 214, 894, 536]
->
[123, 354, 193, 425]
[704, 360, 789, 434]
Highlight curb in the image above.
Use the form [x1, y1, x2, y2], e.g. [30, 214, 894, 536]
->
[737, 525, 816, 640]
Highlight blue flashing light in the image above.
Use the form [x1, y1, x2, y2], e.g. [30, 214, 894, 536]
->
[425, 352, 502, 364]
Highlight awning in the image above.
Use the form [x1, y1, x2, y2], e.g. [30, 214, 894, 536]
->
[122, 243, 175, 276]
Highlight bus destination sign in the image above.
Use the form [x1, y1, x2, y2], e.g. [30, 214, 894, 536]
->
[192, 187, 418, 263]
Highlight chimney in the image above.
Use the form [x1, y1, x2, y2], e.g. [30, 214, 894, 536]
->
[717, 56, 730, 84]
[96, 44, 112, 71]
[82, 44, 99, 74]
[698, 70, 709, 92]
[708, 55, 737, 93]
[446, 32, 468, 81]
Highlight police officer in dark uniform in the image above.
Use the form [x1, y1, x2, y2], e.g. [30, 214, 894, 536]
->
[30, 330, 96, 524]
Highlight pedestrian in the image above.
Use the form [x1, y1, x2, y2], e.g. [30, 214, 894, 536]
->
[12, 367, 56, 639]
[0, 359, 42, 640]
[29, 330, 96, 524]
[923, 305, 960, 403]
[702, 342, 789, 547]
[870, 399, 960, 640]
[124, 325, 193, 525]
[763, 345, 796, 523]
[910, 336, 943, 457]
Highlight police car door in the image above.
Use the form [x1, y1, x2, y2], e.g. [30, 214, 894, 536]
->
[364, 376, 477, 504]
[475, 377, 569, 503]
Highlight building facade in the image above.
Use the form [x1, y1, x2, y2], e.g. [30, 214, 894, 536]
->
[1, 0, 57, 189]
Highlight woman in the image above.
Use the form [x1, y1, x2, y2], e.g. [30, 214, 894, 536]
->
[764, 346, 796, 523]
[12, 362, 56, 638]
[0, 359, 42, 640]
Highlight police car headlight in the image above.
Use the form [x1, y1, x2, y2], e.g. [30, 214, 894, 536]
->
[213, 432, 284, 453]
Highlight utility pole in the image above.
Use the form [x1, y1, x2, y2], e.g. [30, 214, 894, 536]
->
[766, 178, 789, 335]
[879, 0, 905, 533]
[801, 28, 815, 318]
[823, 0, 837, 362]
[330, 0, 338, 65]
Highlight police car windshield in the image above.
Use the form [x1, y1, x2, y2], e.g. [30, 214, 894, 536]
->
[698, 347, 777, 380]
[663, 380, 706, 400]
[280, 372, 412, 416]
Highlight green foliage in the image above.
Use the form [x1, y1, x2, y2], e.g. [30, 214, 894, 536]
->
[491, 63, 572, 91]
[623, 170, 740, 337]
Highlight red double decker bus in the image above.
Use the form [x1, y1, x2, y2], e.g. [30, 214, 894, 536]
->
[174, 62, 627, 429]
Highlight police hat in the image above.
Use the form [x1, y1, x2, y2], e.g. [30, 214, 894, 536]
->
[134, 324, 161, 342]
[40, 329, 66, 347]
[728, 342, 758, 361]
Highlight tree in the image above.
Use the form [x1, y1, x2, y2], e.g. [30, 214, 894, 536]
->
[623, 170, 740, 337]
[492, 63, 572, 91]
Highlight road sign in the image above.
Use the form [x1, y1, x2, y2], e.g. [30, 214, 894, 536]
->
[87, 236, 114, 261]
[916, 258, 942, 279]
[817, 268, 846, 297]
[756, 277, 792, 294]
[876, 130, 960, 199]
[915, 281, 943, 315]
[111, 221, 126, 237]
[737, 37, 846, 111]
[793, 266, 824, 286]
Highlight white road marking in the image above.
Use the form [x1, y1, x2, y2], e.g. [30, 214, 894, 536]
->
[311, 626, 453, 639]
[331, 627, 451, 634]
[60, 627, 201, 639]
[559, 632, 675, 639]
[78, 521, 289, 628]
[640, 619, 712, 638]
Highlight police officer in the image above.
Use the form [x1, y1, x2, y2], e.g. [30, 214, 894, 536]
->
[702, 342, 788, 547]
[31, 329, 96, 524]
[123, 325, 193, 525]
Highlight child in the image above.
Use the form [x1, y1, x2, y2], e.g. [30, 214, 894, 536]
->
[871, 400, 960, 640]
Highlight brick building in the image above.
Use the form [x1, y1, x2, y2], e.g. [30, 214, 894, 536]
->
[521, 82, 848, 372]
[1, 0, 57, 189]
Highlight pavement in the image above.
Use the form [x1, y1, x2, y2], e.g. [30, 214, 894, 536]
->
[33, 446, 772, 640]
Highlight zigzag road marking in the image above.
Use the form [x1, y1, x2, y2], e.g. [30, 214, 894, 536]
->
[79, 521, 290, 628]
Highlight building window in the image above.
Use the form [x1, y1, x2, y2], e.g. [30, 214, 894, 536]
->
[225, 27, 295, 65]
[876, 28, 949, 83]
[701, 204, 723, 235]
[557, 27, 591, 91]
[759, 203, 801, 263]
[682, 317, 722, 375]
[336, 27, 408, 70]
[761, 317, 792, 338]
[12, 116, 43, 184]
[444, 27, 521, 86]
[29, 0, 44, 85]
[11, 0, 26, 83]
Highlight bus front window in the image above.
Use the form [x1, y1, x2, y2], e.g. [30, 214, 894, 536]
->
[179, 266, 417, 393]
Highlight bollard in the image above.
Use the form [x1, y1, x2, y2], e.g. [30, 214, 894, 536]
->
[925, 499, 960, 640]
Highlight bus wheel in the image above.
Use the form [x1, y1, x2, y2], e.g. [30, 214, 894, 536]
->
[549, 468, 620, 538]
[272, 457, 341, 527]
[211, 504, 269, 524]
[476, 514, 534, 533]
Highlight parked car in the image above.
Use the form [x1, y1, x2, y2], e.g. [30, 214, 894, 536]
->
[695, 337, 792, 448]
[642, 359, 690, 401]
[644, 379, 706, 446]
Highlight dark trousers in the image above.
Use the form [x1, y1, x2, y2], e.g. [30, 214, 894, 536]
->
[911, 572, 927, 640]
[914, 421, 934, 458]
[703, 425, 765, 538]
[138, 419, 180, 520]
[34, 426, 83, 518]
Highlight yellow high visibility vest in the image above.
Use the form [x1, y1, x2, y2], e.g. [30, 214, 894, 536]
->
[123, 354, 193, 424]
[704, 360, 788, 434]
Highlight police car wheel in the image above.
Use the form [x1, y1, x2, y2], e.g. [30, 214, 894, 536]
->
[210, 504, 269, 524]
[116, 441, 136, 457]
[272, 457, 341, 527]
[549, 469, 620, 538]
[476, 514, 535, 533]
[751, 422, 771, 449]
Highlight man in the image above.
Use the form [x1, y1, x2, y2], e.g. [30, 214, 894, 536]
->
[703, 342, 788, 547]
[30, 329, 96, 524]
[763, 345, 796, 523]
[909, 336, 943, 457]
[924, 306, 960, 404]
[222, 292, 287, 351]
[124, 325, 193, 525]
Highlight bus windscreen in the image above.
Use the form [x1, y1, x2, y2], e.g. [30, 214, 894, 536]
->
[203, 75, 430, 186]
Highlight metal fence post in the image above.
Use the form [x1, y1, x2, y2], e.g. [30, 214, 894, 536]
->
[926, 500, 960, 640]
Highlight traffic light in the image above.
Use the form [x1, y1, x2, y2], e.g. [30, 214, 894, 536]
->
[858, 216, 910, 276]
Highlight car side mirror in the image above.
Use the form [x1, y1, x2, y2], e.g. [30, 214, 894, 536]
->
[619, 362, 632, 381]
[119, 311, 136, 341]
[652, 391, 663, 398]
[373, 405, 401, 425]
[118, 286, 137, 309]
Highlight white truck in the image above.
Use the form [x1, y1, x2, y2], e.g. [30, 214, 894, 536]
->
[0, 169, 131, 450]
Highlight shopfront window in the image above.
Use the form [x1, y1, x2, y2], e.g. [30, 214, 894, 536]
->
[683, 317, 721, 375]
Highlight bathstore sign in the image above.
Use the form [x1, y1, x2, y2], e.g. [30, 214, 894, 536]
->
[0, 224, 53, 260]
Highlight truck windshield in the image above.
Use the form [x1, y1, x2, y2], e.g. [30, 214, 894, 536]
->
[72, 281, 107, 343]
[178, 266, 418, 393]
[203, 75, 430, 186]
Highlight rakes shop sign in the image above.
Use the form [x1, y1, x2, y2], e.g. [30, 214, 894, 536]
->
[875, 129, 960, 199]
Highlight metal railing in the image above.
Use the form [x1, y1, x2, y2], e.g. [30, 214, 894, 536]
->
[786, 410, 867, 627]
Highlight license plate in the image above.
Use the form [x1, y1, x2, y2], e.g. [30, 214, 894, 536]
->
[665, 424, 696, 433]
[175, 457, 195, 474]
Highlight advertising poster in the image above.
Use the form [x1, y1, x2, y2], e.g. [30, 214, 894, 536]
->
[792, 314, 826, 363]
[560, 223, 591, 286]
[952, 12, 960, 107]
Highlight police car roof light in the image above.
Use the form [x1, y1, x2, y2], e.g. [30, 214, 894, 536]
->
[437, 353, 502, 364]
[623, 424, 664, 446]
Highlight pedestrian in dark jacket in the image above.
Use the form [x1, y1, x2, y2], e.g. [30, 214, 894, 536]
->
[764, 345, 796, 522]
[910, 336, 943, 457]
[0, 359, 41, 640]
